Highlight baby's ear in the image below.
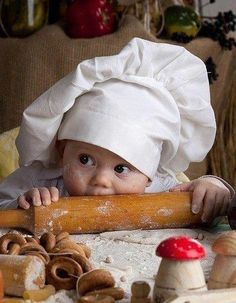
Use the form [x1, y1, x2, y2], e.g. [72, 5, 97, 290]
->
[56, 140, 67, 159]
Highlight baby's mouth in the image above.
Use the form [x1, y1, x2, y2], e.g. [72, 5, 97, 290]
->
[87, 188, 114, 196]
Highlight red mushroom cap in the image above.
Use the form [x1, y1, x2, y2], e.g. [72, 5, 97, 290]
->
[156, 236, 205, 260]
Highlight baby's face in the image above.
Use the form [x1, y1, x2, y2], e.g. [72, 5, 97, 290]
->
[59, 140, 149, 196]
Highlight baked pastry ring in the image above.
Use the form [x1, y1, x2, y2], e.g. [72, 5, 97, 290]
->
[27, 251, 50, 264]
[51, 239, 86, 257]
[7, 242, 21, 255]
[19, 242, 47, 254]
[58, 248, 93, 273]
[0, 233, 26, 254]
[25, 236, 40, 244]
[19, 242, 50, 264]
[77, 269, 115, 296]
[56, 232, 70, 243]
[76, 242, 92, 259]
[40, 232, 56, 252]
[46, 256, 83, 290]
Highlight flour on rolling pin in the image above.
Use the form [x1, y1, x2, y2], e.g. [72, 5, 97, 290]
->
[156, 208, 173, 217]
[139, 208, 174, 227]
[96, 201, 115, 215]
[40, 209, 69, 233]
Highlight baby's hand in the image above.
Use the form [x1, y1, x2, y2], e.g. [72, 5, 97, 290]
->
[17, 187, 59, 209]
[170, 177, 232, 223]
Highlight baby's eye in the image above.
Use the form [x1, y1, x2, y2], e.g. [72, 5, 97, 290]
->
[114, 164, 130, 174]
[79, 154, 94, 166]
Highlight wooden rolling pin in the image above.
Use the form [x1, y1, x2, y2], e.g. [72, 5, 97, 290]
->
[0, 255, 45, 296]
[0, 192, 202, 235]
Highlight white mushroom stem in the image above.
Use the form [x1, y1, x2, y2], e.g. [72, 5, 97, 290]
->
[208, 255, 236, 289]
[153, 259, 206, 303]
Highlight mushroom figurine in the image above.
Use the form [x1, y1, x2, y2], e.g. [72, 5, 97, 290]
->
[153, 236, 207, 303]
[208, 231, 236, 289]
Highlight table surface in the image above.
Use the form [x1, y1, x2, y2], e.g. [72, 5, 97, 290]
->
[1, 226, 228, 302]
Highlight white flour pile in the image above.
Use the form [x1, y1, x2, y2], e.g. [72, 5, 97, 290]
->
[0, 228, 220, 302]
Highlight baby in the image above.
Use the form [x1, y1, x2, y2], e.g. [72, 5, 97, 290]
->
[0, 38, 234, 224]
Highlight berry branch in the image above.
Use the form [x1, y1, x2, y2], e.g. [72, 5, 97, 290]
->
[198, 11, 236, 50]
[205, 57, 218, 84]
[170, 10, 236, 50]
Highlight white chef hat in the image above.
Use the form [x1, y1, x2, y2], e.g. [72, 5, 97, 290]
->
[16, 37, 216, 180]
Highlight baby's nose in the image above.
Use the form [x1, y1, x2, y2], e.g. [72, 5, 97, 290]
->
[91, 169, 112, 188]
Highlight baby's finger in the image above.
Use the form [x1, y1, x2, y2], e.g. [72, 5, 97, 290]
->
[201, 192, 216, 223]
[219, 195, 231, 216]
[212, 193, 224, 219]
[17, 195, 30, 209]
[48, 187, 59, 202]
[191, 186, 205, 214]
[38, 187, 52, 206]
[27, 188, 42, 206]
[169, 182, 193, 192]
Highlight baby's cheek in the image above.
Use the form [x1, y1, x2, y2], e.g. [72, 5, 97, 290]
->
[130, 177, 148, 193]
[62, 163, 82, 186]
[123, 181, 146, 194]
[132, 185, 146, 194]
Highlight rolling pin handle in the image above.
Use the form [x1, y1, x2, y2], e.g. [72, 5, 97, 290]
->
[0, 209, 32, 233]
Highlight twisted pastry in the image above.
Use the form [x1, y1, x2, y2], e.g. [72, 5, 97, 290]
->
[78, 295, 115, 303]
[23, 284, 56, 301]
[46, 256, 83, 290]
[77, 269, 115, 296]
[86, 287, 125, 300]
[0, 233, 26, 254]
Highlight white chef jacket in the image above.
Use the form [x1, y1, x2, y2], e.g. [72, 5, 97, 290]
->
[0, 161, 179, 209]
